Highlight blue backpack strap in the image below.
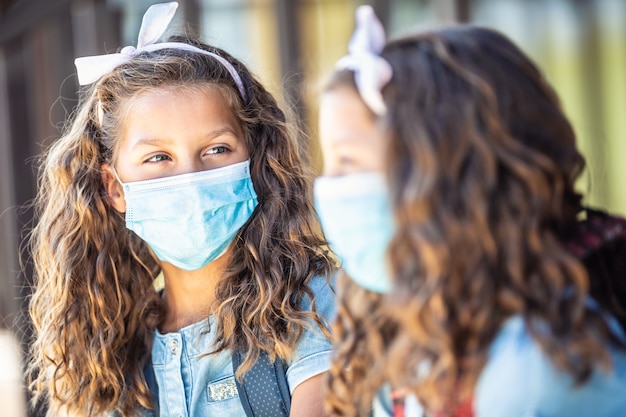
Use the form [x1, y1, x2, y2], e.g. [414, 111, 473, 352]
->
[233, 348, 291, 417]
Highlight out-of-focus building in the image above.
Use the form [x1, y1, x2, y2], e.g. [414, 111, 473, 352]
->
[1, 1, 624, 416]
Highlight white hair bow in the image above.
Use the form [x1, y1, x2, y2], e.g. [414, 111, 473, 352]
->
[74, 2, 246, 100]
[336, 5, 392, 116]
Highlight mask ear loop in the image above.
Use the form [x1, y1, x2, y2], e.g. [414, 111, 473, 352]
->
[110, 166, 126, 188]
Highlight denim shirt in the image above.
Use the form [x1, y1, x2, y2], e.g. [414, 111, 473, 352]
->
[144, 275, 336, 417]
[374, 313, 626, 417]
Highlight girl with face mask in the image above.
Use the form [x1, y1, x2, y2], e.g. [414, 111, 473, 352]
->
[27, 3, 336, 417]
[315, 6, 626, 417]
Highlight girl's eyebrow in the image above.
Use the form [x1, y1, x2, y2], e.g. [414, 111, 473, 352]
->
[131, 127, 239, 149]
[131, 137, 169, 148]
[205, 127, 239, 140]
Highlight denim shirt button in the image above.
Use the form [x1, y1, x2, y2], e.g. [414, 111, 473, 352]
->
[169, 338, 179, 355]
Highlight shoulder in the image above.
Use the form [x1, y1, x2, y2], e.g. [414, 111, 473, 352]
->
[476, 316, 626, 417]
[285, 274, 338, 394]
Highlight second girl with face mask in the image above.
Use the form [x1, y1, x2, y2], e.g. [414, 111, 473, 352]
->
[315, 6, 626, 417]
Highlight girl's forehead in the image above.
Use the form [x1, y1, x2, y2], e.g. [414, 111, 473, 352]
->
[128, 83, 229, 106]
[113, 83, 244, 153]
[319, 88, 378, 141]
[117, 83, 235, 128]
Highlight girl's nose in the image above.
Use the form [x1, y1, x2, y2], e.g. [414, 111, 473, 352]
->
[175, 157, 207, 176]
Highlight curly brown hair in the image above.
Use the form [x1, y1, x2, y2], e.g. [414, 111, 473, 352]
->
[28, 37, 334, 417]
[325, 25, 625, 415]
[325, 275, 398, 417]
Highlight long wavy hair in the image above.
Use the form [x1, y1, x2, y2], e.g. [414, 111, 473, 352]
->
[325, 26, 626, 415]
[325, 275, 398, 417]
[28, 36, 334, 417]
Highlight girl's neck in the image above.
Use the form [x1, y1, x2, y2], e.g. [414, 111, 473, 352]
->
[158, 249, 232, 333]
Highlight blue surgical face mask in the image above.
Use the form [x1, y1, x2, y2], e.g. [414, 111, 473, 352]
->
[314, 172, 394, 293]
[115, 160, 258, 271]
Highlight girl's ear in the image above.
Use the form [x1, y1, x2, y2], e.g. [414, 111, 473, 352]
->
[101, 164, 126, 213]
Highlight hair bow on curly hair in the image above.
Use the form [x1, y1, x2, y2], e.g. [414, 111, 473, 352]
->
[73, 2, 246, 100]
[336, 5, 393, 116]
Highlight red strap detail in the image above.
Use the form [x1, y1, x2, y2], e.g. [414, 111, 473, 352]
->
[564, 210, 626, 258]
[391, 390, 406, 417]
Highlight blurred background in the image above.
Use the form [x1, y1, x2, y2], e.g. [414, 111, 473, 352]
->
[0, 0, 625, 415]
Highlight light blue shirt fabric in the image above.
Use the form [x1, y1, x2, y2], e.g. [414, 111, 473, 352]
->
[145, 275, 336, 417]
[475, 315, 626, 417]
[373, 314, 626, 417]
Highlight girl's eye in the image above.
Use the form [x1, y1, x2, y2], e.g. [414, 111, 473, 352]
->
[145, 154, 171, 163]
[338, 155, 356, 168]
[206, 146, 229, 155]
